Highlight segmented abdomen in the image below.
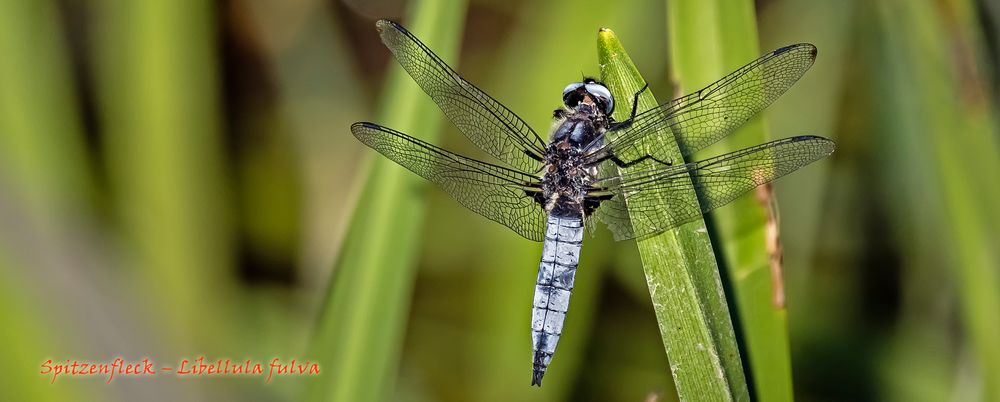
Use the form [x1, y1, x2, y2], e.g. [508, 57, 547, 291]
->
[530, 213, 583, 386]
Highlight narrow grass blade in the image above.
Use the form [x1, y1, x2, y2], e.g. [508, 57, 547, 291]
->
[303, 2, 468, 402]
[667, 1, 796, 401]
[598, 29, 749, 402]
[91, 0, 236, 350]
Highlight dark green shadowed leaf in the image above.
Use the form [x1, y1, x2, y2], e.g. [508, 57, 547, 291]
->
[872, 0, 1000, 399]
[92, 0, 236, 352]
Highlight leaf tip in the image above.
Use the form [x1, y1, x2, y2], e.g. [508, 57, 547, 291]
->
[597, 28, 623, 62]
[597, 27, 618, 42]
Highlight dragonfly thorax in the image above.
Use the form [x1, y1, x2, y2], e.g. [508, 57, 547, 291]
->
[540, 140, 594, 217]
[550, 108, 608, 149]
[553, 79, 612, 149]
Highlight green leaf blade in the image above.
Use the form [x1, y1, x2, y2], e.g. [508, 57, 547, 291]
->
[597, 28, 749, 402]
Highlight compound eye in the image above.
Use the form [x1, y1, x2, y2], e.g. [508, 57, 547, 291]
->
[562, 82, 584, 98]
[585, 83, 615, 114]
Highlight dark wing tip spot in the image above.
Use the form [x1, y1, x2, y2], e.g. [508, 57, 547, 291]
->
[375, 20, 407, 39]
[773, 44, 796, 55]
[350, 122, 370, 140]
[773, 43, 818, 60]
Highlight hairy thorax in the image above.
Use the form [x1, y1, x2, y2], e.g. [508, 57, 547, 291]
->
[541, 115, 604, 217]
[540, 146, 587, 216]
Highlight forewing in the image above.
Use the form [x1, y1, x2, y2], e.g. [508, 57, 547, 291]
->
[590, 135, 834, 240]
[600, 44, 817, 164]
[352, 122, 547, 242]
[376, 20, 547, 173]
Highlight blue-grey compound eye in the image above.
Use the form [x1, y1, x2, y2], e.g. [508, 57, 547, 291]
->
[562, 82, 585, 98]
[585, 83, 614, 114]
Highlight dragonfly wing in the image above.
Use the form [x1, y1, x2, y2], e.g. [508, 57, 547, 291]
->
[376, 20, 547, 173]
[600, 44, 817, 165]
[352, 122, 547, 242]
[589, 135, 834, 241]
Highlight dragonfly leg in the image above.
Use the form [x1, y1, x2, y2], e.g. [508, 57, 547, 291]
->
[587, 149, 672, 168]
[610, 152, 672, 168]
[608, 83, 649, 130]
[524, 149, 545, 162]
[580, 82, 647, 153]
[583, 193, 614, 216]
[524, 188, 547, 209]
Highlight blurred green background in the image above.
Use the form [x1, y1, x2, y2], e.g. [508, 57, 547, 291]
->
[1, 0, 999, 401]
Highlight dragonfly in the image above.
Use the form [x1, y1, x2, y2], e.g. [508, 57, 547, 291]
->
[352, 19, 835, 386]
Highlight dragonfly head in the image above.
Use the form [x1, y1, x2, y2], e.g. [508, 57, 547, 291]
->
[562, 78, 615, 116]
